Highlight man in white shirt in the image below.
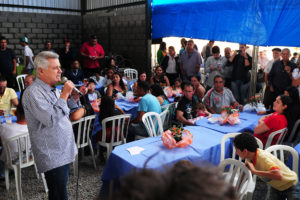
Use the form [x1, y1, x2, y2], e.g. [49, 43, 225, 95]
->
[20, 37, 34, 74]
[161, 46, 179, 85]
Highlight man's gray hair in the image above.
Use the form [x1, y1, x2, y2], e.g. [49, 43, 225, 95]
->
[34, 51, 59, 71]
[282, 48, 291, 55]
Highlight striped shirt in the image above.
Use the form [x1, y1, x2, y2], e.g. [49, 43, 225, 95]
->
[22, 78, 77, 173]
[203, 87, 236, 114]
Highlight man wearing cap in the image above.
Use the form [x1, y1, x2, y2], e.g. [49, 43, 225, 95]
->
[80, 35, 105, 78]
[20, 37, 35, 74]
[0, 36, 16, 88]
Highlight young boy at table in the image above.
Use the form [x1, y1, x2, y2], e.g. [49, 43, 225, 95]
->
[234, 132, 298, 199]
[126, 81, 161, 142]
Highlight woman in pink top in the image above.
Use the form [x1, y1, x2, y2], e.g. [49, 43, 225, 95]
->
[254, 95, 292, 147]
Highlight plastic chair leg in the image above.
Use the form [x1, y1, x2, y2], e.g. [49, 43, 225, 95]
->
[41, 173, 48, 193]
[34, 164, 40, 179]
[13, 165, 22, 200]
[73, 154, 79, 177]
[5, 168, 10, 190]
[88, 139, 97, 169]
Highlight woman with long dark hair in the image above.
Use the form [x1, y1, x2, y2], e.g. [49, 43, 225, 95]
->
[150, 84, 169, 106]
[133, 71, 147, 92]
[254, 95, 292, 147]
[150, 66, 170, 87]
[106, 72, 127, 99]
[97, 96, 125, 160]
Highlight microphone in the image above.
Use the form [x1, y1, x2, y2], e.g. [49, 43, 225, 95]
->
[61, 77, 83, 96]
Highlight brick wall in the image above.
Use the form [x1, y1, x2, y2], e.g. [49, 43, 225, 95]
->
[0, 12, 82, 62]
[83, 6, 146, 72]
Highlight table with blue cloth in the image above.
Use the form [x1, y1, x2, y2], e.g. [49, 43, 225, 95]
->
[100, 126, 233, 196]
[194, 112, 261, 134]
[100, 111, 263, 195]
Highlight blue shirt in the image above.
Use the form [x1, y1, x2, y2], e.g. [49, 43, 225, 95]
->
[138, 93, 161, 114]
[22, 78, 77, 173]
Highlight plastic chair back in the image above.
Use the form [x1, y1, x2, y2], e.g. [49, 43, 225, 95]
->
[265, 144, 299, 176]
[16, 74, 27, 92]
[142, 112, 163, 137]
[124, 68, 138, 81]
[3, 132, 33, 169]
[159, 108, 168, 130]
[72, 115, 96, 149]
[265, 128, 288, 149]
[219, 159, 253, 200]
[220, 132, 263, 162]
[99, 114, 131, 157]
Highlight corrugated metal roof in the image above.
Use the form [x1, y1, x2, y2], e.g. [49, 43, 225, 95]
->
[0, 0, 80, 15]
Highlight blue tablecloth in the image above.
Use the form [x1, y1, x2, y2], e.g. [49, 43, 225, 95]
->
[286, 143, 300, 179]
[92, 99, 139, 136]
[115, 99, 139, 119]
[194, 112, 261, 134]
[0, 115, 17, 124]
[101, 126, 230, 181]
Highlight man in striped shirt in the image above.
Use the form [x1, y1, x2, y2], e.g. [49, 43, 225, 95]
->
[22, 51, 77, 200]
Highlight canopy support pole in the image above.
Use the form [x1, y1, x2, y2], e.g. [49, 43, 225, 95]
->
[249, 45, 259, 99]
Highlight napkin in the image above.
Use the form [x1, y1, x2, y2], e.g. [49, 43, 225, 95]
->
[127, 146, 145, 155]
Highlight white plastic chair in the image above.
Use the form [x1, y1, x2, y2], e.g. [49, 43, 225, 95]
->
[3, 132, 48, 200]
[135, 112, 164, 140]
[219, 159, 253, 200]
[159, 108, 168, 130]
[124, 68, 138, 81]
[220, 132, 264, 162]
[16, 74, 27, 92]
[220, 132, 263, 200]
[72, 115, 97, 176]
[98, 114, 131, 158]
[265, 128, 288, 149]
[265, 145, 299, 176]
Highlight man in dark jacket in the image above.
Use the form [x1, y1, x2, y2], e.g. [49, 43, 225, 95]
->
[227, 44, 252, 105]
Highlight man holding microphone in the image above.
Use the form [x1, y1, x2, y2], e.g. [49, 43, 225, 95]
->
[22, 51, 77, 200]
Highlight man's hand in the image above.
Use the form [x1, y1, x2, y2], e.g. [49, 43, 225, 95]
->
[210, 65, 215, 70]
[60, 81, 74, 101]
[12, 69, 16, 75]
[245, 161, 256, 174]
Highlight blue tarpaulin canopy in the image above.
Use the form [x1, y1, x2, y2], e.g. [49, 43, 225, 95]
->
[152, 0, 300, 46]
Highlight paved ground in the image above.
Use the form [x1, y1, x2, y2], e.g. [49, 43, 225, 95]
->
[0, 155, 105, 200]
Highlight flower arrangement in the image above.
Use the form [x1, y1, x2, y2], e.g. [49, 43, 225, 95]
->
[221, 105, 238, 115]
[249, 95, 261, 107]
[219, 106, 240, 125]
[161, 126, 193, 149]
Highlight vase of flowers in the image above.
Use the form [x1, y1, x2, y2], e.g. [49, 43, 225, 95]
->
[161, 126, 193, 149]
[219, 106, 240, 125]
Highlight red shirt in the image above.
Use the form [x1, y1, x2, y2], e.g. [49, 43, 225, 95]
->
[254, 112, 287, 147]
[80, 42, 105, 69]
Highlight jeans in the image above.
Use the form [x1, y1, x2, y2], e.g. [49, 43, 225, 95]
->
[269, 186, 295, 200]
[231, 80, 250, 105]
[126, 122, 148, 142]
[44, 164, 70, 200]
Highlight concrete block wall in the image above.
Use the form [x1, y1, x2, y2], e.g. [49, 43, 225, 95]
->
[83, 6, 146, 72]
[0, 12, 82, 62]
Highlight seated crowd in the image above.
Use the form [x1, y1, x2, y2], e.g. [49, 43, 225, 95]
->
[0, 35, 299, 200]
